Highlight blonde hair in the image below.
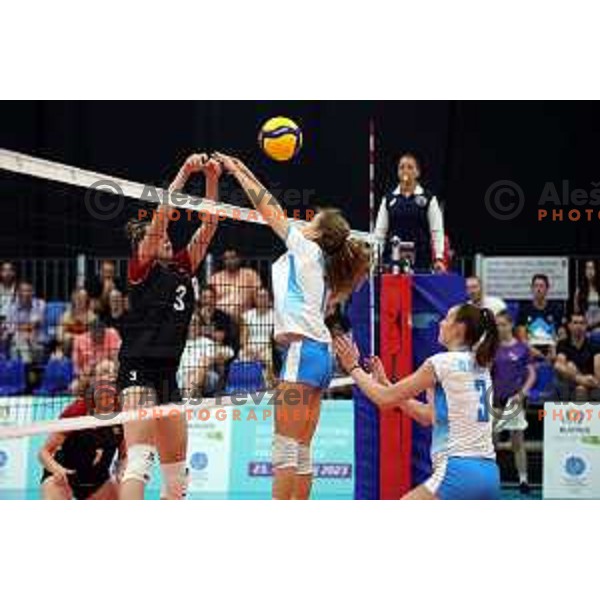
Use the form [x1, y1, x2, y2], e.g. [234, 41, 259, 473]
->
[314, 208, 371, 299]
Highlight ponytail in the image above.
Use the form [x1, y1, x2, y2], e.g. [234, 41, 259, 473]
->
[314, 208, 371, 299]
[454, 304, 499, 368]
[475, 308, 499, 368]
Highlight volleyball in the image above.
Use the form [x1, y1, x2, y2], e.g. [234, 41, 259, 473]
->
[258, 116, 302, 161]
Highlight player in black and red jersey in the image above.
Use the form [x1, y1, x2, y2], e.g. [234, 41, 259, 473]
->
[39, 359, 125, 500]
[117, 153, 221, 500]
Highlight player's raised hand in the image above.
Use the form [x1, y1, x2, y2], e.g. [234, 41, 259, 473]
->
[204, 157, 222, 179]
[183, 153, 209, 174]
[367, 356, 391, 386]
[212, 152, 244, 174]
[333, 334, 361, 374]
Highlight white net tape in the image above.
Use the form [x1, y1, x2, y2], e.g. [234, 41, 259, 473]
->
[0, 148, 372, 242]
[0, 376, 353, 440]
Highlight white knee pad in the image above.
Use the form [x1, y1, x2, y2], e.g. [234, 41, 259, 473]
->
[297, 443, 313, 476]
[160, 461, 189, 500]
[272, 434, 299, 470]
[121, 444, 156, 485]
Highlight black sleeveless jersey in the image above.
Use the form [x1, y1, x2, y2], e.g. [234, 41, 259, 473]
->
[52, 399, 123, 486]
[119, 250, 195, 360]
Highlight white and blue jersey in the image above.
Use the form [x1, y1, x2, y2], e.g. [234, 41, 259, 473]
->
[272, 226, 334, 390]
[424, 350, 500, 500]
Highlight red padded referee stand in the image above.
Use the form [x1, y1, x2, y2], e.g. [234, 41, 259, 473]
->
[379, 274, 413, 498]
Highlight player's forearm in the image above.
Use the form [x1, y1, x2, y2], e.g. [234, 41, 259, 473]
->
[38, 447, 61, 473]
[147, 163, 192, 235]
[400, 399, 434, 426]
[188, 169, 220, 271]
[351, 368, 411, 407]
[233, 167, 284, 220]
[141, 164, 191, 260]
[188, 216, 218, 272]
[205, 170, 219, 202]
[169, 162, 192, 194]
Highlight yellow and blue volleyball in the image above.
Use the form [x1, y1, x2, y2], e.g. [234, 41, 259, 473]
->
[258, 116, 302, 162]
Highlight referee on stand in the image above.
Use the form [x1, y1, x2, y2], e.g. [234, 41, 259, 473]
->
[374, 153, 446, 273]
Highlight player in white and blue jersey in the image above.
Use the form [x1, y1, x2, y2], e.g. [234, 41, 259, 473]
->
[335, 303, 501, 500]
[215, 152, 370, 500]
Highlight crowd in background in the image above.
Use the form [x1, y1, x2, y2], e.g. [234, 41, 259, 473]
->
[2, 256, 600, 402]
[0, 249, 276, 397]
[465, 263, 600, 403]
[465, 262, 600, 493]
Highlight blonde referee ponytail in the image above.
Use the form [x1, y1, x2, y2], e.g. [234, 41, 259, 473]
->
[314, 208, 371, 299]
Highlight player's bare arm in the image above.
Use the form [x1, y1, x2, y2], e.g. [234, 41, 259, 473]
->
[213, 151, 289, 240]
[186, 158, 222, 272]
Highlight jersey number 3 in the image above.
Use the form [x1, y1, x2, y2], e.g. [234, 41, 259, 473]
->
[475, 379, 489, 422]
[173, 285, 187, 311]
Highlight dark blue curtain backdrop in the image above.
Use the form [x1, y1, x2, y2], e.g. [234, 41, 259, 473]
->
[1, 101, 599, 259]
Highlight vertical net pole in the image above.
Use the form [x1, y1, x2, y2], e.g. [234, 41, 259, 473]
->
[368, 118, 376, 357]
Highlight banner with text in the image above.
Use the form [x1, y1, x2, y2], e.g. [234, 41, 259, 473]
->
[543, 402, 600, 499]
[482, 256, 569, 300]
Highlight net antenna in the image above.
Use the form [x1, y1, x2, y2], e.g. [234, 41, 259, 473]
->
[368, 119, 376, 356]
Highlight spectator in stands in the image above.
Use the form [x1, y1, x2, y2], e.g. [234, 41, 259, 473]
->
[37, 339, 75, 395]
[374, 153, 445, 272]
[197, 285, 239, 355]
[87, 259, 124, 318]
[465, 276, 507, 315]
[209, 248, 261, 319]
[178, 312, 235, 397]
[516, 274, 564, 358]
[105, 289, 127, 333]
[240, 287, 275, 385]
[48, 339, 67, 361]
[554, 312, 600, 401]
[57, 288, 95, 353]
[72, 318, 120, 379]
[492, 311, 536, 495]
[0, 261, 17, 320]
[573, 259, 600, 342]
[4, 281, 46, 364]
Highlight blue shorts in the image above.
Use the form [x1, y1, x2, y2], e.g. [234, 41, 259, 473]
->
[280, 338, 334, 390]
[424, 456, 500, 500]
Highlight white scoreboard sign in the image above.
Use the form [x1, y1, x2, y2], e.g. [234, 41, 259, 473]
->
[482, 256, 569, 300]
[543, 402, 600, 499]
